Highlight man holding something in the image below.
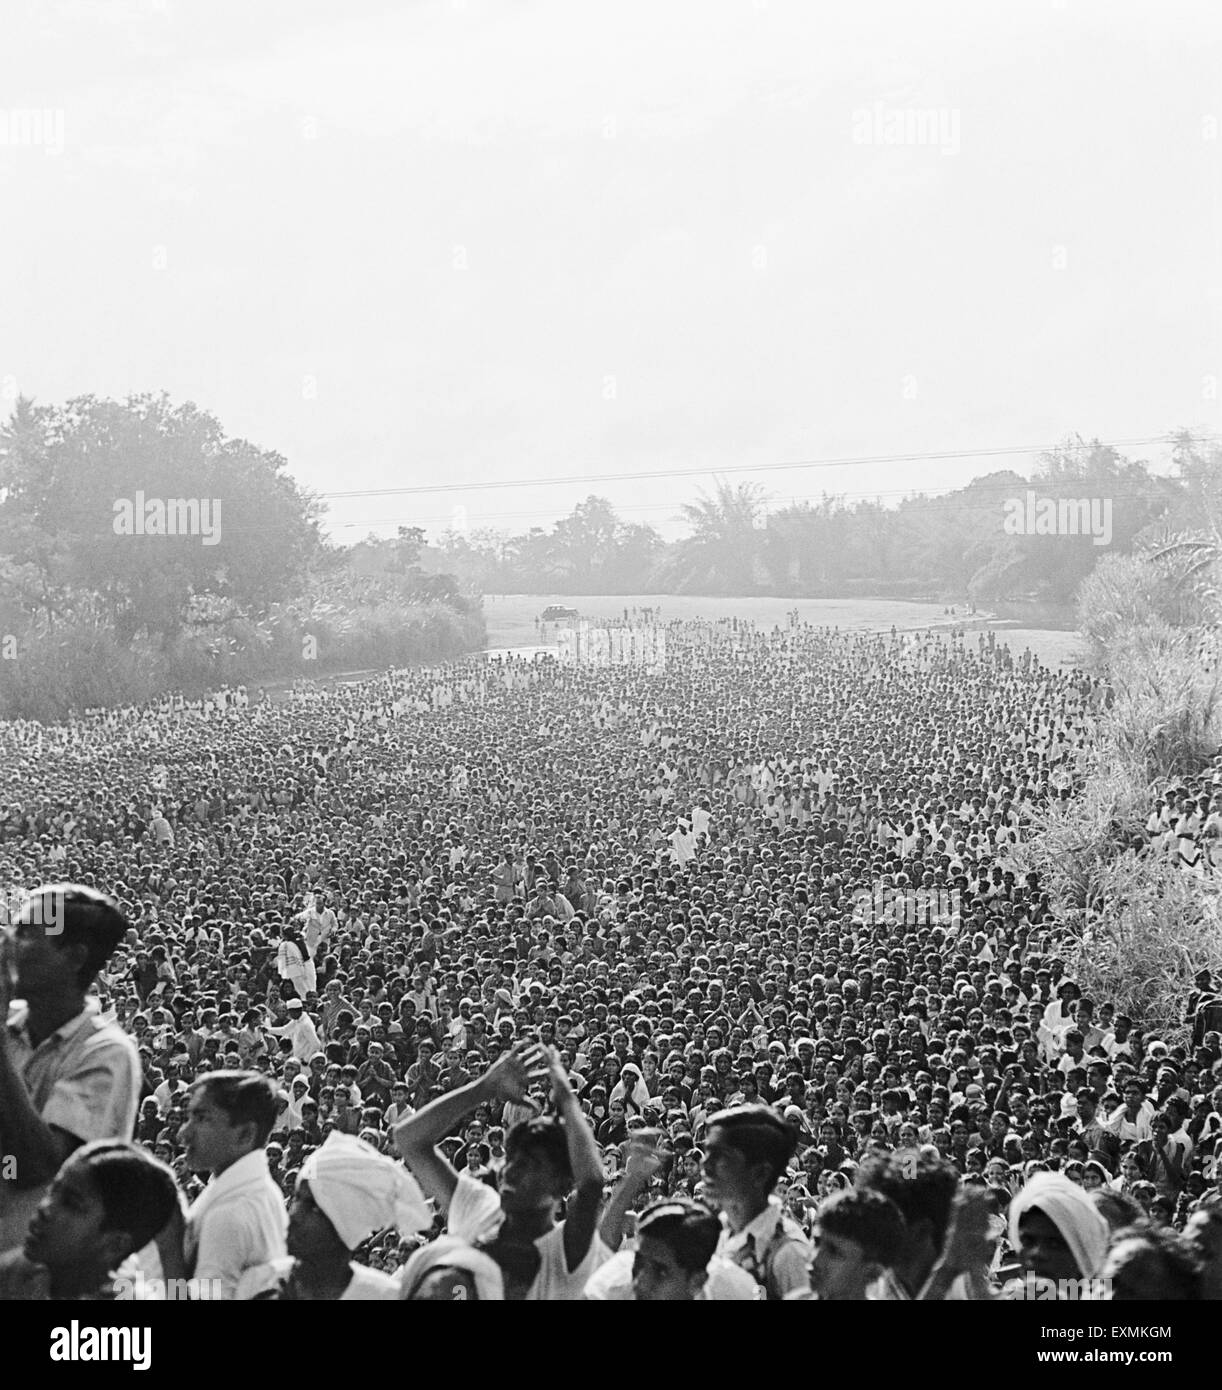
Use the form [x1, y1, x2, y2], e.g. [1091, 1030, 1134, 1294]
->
[395, 1041, 608, 1299]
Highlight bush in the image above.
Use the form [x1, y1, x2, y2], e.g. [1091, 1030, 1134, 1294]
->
[1054, 851, 1220, 1045]
[0, 600, 486, 720]
[1016, 549, 1222, 1039]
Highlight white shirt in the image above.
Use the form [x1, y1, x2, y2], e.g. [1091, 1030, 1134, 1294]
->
[445, 1170, 609, 1300]
[716, 1199, 811, 1299]
[583, 1248, 761, 1300]
[267, 1012, 322, 1063]
[0, 1000, 141, 1250]
[237, 1255, 398, 1300]
[186, 1149, 288, 1300]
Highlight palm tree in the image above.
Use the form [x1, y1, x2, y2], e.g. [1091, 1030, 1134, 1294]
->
[671, 481, 766, 593]
[1151, 431, 1222, 613]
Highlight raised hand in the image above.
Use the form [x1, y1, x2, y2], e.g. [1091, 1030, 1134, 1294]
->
[623, 1132, 666, 1185]
[482, 1041, 550, 1105]
[939, 1189, 998, 1274]
[542, 1045, 577, 1106]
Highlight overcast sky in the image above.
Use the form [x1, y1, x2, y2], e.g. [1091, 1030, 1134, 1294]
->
[2, 0, 1219, 541]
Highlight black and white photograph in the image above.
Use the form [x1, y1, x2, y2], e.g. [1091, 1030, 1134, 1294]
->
[1, 0, 1221, 1356]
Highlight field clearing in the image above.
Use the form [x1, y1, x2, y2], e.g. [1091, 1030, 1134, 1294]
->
[481, 594, 1087, 670]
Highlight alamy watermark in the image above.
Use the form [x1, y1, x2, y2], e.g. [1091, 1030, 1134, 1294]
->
[0, 884, 65, 934]
[0, 108, 64, 155]
[49, 1321, 150, 1370]
[1004, 1273, 1112, 1300]
[112, 1272, 222, 1301]
[112, 492, 222, 546]
[1002, 490, 1112, 547]
[850, 886, 961, 927]
[852, 103, 960, 155]
[557, 622, 667, 673]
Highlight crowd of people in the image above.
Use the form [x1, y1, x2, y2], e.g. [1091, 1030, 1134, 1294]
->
[1, 617, 1220, 1301]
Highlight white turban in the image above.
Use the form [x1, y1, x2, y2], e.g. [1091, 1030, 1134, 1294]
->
[1008, 1172, 1109, 1278]
[398, 1236, 504, 1301]
[298, 1133, 431, 1250]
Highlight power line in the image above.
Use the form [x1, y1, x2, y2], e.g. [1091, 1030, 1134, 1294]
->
[50, 482, 1180, 537]
[14, 438, 1189, 536]
[314, 435, 1170, 500]
[317, 481, 1183, 534]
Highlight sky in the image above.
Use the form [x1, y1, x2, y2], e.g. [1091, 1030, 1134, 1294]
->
[1, 0, 1220, 542]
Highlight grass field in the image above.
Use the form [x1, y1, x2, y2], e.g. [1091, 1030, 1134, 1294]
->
[482, 594, 1086, 670]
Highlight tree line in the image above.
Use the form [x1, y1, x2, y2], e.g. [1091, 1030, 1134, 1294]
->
[429, 433, 1216, 605]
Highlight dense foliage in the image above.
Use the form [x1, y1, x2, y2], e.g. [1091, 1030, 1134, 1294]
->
[0, 395, 483, 718]
[429, 435, 1211, 603]
[1016, 437, 1222, 1038]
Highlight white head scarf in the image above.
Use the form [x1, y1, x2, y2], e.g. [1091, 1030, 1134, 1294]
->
[1008, 1172, 1109, 1277]
[298, 1132, 431, 1250]
[398, 1236, 504, 1301]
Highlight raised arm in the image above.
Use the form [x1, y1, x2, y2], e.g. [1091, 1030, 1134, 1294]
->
[599, 1136, 664, 1251]
[544, 1048, 607, 1273]
[394, 1042, 545, 1214]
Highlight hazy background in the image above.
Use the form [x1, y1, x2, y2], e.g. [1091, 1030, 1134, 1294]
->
[2, 0, 1219, 540]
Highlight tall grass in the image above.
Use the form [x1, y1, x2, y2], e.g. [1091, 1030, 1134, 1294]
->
[1019, 551, 1222, 1040]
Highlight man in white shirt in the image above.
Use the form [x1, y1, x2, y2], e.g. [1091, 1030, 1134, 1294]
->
[297, 894, 336, 962]
[1105, 1080, 1156, 1144]
[158, 1070, 288, 1299]
[266, 999, 322, 1063]
[396, 1043, 607, 1299]
[0, 885, 141, 1250]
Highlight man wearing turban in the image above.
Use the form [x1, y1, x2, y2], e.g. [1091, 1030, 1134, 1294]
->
[238, 1133, 431, 1300]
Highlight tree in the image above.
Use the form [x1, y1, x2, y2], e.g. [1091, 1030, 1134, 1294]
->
[670, 482, 766, 593]
[0, 393, 322, 642]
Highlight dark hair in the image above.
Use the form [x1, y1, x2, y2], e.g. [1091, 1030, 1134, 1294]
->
[856, 1152, 959, 1248]
[706, 1105, 798, 1189]
[636, 1199, 721, 1274]
[503, 1116, 572, 1192]
[1108, 1225, 1202, 1300]
[23, 885, 129, 989]
[818, 1187, 906, 1264]
[1092, 1189, 1146, 1232]
[190, 1070, 279, 1147]
[75, 1140, 180, 1252]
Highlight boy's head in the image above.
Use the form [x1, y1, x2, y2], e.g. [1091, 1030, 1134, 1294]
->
[632, 1199, 722, 1301]
[811, 1187, 905, 1299]
[25, 1141, 178, 1277]
[183, 1070, 278, 1174]
[857, 1151, 959, 1274]
[701, 1106, 798, 1210]
[500, 1117, 572, 1214]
